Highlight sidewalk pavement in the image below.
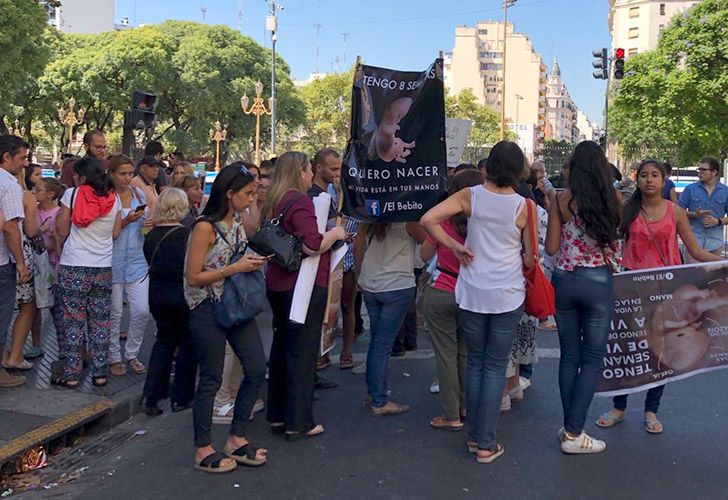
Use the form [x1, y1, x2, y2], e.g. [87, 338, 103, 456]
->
[0, 304, 280, 474]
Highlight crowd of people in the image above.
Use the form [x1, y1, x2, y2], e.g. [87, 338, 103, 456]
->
[0, 130, 725, 471]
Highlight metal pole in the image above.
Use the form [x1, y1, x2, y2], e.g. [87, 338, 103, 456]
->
[500, 1, 508, 140]
[271, 33, 276, 154]
[604, 57, 611, 155]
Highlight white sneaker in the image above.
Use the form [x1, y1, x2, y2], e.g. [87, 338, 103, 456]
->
[519, 376, 531, 391]
[429, 381, 440, 394]
[500, 395, 511, 412]
[560, 431, 606, 454]
[508, 385, 523, 401]
[351, 361, 367, 375]
[212, 402, 234, 424]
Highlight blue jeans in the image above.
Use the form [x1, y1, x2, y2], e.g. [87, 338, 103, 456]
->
[459, 303, 524, 451]
[613, 385, 665, 414]
[363, 288, 415, 408]
[552, 266, 613, 435]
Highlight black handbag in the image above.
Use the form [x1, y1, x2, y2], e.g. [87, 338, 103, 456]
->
[247, 194, 303, 272]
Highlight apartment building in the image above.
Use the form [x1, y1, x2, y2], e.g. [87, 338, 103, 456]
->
[444, 21, 547, 157]
[608, 0, 701, 57]
[40, 0, 115, 34]
[544, 58, 579, 143]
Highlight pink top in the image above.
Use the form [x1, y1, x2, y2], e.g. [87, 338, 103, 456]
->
[427, 220, 463, 293]
[555, 215, 621, 271]
[622, 202, 681, 270]
[37, 205, 61, 269]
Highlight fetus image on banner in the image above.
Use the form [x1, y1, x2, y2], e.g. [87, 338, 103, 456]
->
[649, 283, 728, 371]
[371, 97, 416, 163]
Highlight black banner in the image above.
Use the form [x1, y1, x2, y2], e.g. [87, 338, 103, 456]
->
[341, 59, 447, 223]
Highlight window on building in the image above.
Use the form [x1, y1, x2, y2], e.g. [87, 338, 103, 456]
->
[628, 47, 638, 56]
[628, 27, 639, 38]
[480, 63, 503, 71]
[659, 3, 666, 15]
[478, 28, 488, 35]
[629, 6, 639, 18]
[659, 24, 666, 33]
[479, 51, 503, 59]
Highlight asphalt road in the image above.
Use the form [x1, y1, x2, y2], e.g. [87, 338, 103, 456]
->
[20, 329, 728, 500]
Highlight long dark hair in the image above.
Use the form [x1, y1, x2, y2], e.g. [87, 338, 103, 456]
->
[25, 163, 42, 190]
[200, 163, 255, 223]
[620, 159, 665, 241]
[567, 141, 620, 246]
[449, 169, 484, 238]
[73, 158, 113, 196]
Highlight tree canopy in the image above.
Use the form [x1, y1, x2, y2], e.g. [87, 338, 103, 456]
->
[609, 0, 728, 165]
[0, 0, 51, 131]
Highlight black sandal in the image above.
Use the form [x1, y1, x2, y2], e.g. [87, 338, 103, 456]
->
[194, 451, 237, 474]
[223, 443, 267, 467]
[50, 375, 79, 389]
[92, 376, 108, 387]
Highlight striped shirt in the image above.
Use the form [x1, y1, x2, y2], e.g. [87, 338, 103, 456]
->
[0, 168, 25, 266]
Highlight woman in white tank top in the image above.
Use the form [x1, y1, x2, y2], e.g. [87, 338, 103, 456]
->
[421, 141, 535, 464]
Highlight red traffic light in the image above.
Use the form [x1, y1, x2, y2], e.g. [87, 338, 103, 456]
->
[615, 48, 625, 59]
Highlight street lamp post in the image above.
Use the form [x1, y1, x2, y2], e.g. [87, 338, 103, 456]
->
[9, 119, 22, 137]
[241, 80, 274, 167]
[209, 120, 228, 172]
[500, 0, 517, 140]
[58, 97, 85, 154]
[266, 0, 283, 155]
[514, 94, 523, 128]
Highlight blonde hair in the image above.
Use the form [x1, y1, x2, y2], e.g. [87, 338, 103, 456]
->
[152, 187, 189, 224]
[177, 161, 195, 176]
[262, 151, 310, 218]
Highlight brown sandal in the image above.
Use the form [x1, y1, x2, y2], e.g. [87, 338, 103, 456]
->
[109, 362, 127, 377]
[430, 416, 463, 432]
[339, 353, 354, 369]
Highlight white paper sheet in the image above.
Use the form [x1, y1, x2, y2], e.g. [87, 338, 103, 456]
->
[289, 192, 330, 324]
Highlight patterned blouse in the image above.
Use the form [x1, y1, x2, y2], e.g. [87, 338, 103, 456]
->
[554, 215, 621, 272]
[184, 215, 246, 310]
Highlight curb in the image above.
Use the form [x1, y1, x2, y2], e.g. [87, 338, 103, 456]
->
[0, 386, 143, 475]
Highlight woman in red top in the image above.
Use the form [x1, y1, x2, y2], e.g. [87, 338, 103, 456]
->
[421, 169, 483, 431]
[262, 152, 346, 440]
[597, 159, 720, 434]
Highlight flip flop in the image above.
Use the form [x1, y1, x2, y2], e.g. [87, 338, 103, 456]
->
[644, 416, 663, 434]
[476, 443, 505, 464]
[596, 411, 625, 428]
[194, 451, 237, 474]
[224, 443, 267, 467]
[285, 424, 325, 441]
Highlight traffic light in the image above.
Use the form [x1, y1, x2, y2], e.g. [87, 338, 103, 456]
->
[125, 91, 158, 130]
[592, 48, 608, 80]
[613, 48, 625, 79]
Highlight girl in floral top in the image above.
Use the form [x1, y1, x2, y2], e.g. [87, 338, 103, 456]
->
[185, 164, 269, 474]
[545, 141, 621, 455]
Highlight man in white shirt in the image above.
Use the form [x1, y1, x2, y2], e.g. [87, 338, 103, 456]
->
[0, 136, 31, 387]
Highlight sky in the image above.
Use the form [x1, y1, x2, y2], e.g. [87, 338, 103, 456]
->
[115, 0, 612, 123]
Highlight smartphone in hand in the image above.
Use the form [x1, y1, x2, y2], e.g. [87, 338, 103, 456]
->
[134, 204, 147, 213]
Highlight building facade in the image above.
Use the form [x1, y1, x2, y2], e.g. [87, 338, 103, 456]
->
[576, 110, 599, 142]
[608, 0, 701, 57]
[544, 59, 579, 143]
[40, 0, 115, 34]
[444, 21, 547, 158]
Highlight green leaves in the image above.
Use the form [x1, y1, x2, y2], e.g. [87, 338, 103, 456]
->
[610, 0, 728, 164]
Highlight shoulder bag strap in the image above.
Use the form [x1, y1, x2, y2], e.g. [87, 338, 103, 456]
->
[149, 226, 184, 269]
[526, 199, 539, 260]
[69, 187, 77, 217]
[555, 192, 567, 225]
[640, 208, 669, 266]
[274, 192, 304, 221]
